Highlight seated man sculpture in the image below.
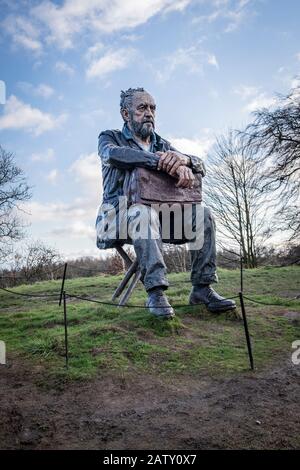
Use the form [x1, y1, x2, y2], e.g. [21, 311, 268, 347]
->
[95, 87, 236, 319]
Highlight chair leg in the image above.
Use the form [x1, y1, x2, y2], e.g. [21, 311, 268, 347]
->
[111, 259, 139, 301]
[116, 246, 133, 270]
[112, 245, 142, 306]
[118, 269, 142, 306]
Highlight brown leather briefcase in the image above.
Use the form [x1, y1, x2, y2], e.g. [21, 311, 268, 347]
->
[125, 167, 202, 206]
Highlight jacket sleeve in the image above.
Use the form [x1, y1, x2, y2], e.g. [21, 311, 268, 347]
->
[168, 143, 206, 176]
[98, 131, 159, 170]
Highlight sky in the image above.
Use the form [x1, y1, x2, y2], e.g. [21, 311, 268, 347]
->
[0, 0, 299, 260]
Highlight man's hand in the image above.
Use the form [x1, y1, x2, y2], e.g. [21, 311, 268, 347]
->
[156, 150, 191, 176]
[175, 165, 195, 189]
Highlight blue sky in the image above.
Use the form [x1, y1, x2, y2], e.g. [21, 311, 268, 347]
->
[0, 0, 299, 259]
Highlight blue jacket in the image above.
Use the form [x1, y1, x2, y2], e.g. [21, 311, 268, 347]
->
[95, 123, 206, 249]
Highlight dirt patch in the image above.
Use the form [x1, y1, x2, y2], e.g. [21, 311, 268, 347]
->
[279, 290, 300, 299]
[0, 355, 299, 450]
[267, 309, 300, 326]
[283, 311, 300, 325]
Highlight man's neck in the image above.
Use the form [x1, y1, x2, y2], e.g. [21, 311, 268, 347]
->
[134, 135, 151, 145]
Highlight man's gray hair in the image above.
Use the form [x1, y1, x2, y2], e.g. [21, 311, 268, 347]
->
[120, 87, 146, 114]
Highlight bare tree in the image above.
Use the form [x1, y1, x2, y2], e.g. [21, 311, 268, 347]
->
[0, 146, 31, 261]
[163, 244, 190, 272]
[9, 240, 62, 283]
[240, 83, 300, 241]
[102, 251, 125, 275]
[23, 240, 62, 281]
[204, 132, 272, 268]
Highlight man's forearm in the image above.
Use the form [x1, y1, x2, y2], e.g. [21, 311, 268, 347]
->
[183, 155, 192, 167]
[99, 133, 159, 170]
[107, 146, 159, 170]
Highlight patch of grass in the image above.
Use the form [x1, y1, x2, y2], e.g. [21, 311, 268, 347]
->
[0, 266, 299, 381]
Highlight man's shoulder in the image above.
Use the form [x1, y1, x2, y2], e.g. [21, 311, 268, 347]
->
[98, 128, 122, 139]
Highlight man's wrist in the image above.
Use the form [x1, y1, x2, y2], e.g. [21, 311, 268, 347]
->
[177, 153, 191, 166]
[185, 155, 192, 167]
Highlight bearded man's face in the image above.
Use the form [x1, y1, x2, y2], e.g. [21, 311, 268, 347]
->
[127, 92, 156, 139]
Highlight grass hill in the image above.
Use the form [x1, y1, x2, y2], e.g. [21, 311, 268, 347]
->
[0, 266, 299, 381]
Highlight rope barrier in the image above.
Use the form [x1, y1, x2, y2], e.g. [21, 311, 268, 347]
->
[0, 286, 59, 298]
[0, 264, 64, 280]
[0, 287, 239, 309]
[65, 292, 240, 309]
[243, 295, 299, 306]
[1, 285, 297, 307]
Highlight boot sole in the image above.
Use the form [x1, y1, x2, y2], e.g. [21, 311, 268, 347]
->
[145, 302, 175, 319]
[189, 299, 236, 313]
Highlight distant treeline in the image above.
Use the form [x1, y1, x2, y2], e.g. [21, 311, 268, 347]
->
[0, 243, 299, 288]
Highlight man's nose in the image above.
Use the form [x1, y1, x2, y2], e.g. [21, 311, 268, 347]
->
[145, 107, 154, 119]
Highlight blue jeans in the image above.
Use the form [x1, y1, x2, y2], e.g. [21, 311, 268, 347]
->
[124, 203, 218, 292]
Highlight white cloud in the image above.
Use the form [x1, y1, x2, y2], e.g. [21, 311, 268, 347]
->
[51, 221, 95, 239]
[166, 131, 214, 158]
[17, 81, 55, 99]
[31, 148, 55, 162]
[276, 66, 300, 92]
[290, 77, 300, 89]
[20, 198, 99, 258]
[19, 151, 103, 258]
[296, 52, 300, 62]
[163, 0, 191, 12]
[192, 0, 253, 33]
[79, 0, 191, 35]
[86, 47, 137, 79]
[120, 33, 142, 42]
[69, 152, 101, 195]
[46, 169, 59, 184]
[22, 153, 102, 245]
[244, 93, 276, 112]
[155, 45, 219, 82]
[54, 61, 75, 76]
[234, 84, 276, 112]
[0, 95, 68, 135]
[3, 0, 191, 51]
[207, 53, 219, 69]
[233, 84, 259, 99]
[36, 83, 55, 98]
[80, 108, 104, 126]
[85, 42, 105, 61]
[22, 198, 96, 223]
[2, 14, 42, 52]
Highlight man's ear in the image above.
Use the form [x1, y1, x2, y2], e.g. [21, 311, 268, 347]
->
[121, 108, 129, 123]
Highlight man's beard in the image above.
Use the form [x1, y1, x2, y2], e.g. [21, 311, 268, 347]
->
[129, 114, 155, 139]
